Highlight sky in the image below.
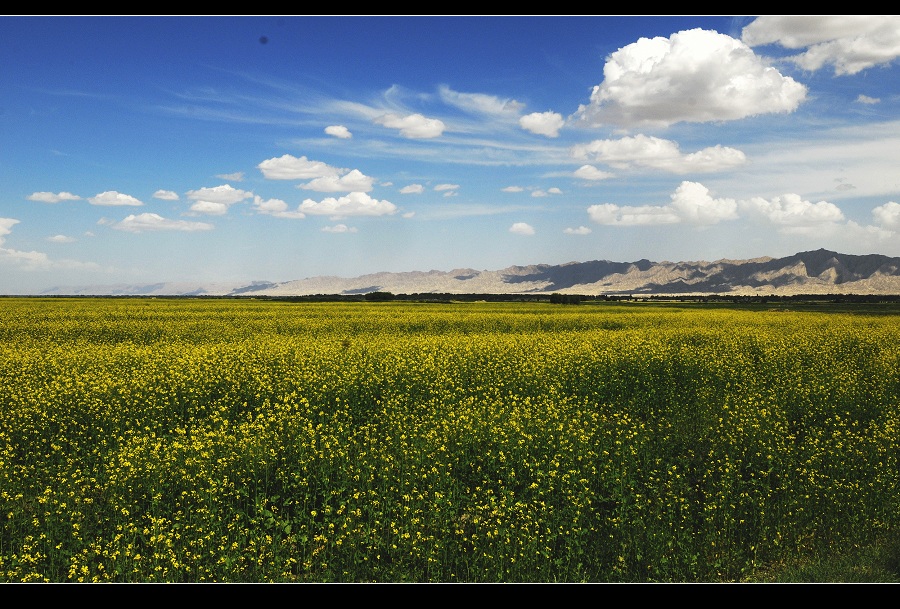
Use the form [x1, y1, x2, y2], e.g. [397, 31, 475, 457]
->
[2, 15, 900, 294]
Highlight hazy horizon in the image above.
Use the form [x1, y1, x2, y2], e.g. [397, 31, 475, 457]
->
[3, 16, 900, 294]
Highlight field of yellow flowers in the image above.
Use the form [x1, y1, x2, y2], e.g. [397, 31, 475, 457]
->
[1, 297, 898, 582]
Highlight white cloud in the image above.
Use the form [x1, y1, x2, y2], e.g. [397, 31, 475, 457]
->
[587, 181, 738, 227]
[89, 191, 144, 206]
[857, 95, 880, 105]
[258, 154, 343, 180]
[153, 190, 179, 200]
[738, 193, 845, 233]
[0, 218, 20, 242]
[27, 191, 81, 203]
[299, 192, 398, 218]
[519, 111, 565, 137]
[564, 226, 592, 235]
[0, 247, 51, 268]
[575, 28, 807, 129]
[574, 165, 615, 181]
[741, 15, 900, 76]
[435, 184, 459, 192]
[873, 201, 900, 229]
[217, 172, 244, 181]
[325, 125, 352, 139]
[0, 218, 97, 271]
[186, 184, 253, 215]
[588, 203, 680, 226]
[547, 187, 562, 195]
[509, 222, 535, 235]
[299, 169, 375, 193]
[188, 201, 229, 215]
[438, 85, 525, 115]
[531, 190, 548, 198]
[47, 234, 75, 243]
[373, 112, 445, 138]
[570, 135, 746, 173]
[111, 213, 215, 233]
[321, 224, 358, 233]
[251, 195, 306, 219]
[502, 186, 524, 193]
[668, 181, 738, 225]
[400, 184, 425, 194]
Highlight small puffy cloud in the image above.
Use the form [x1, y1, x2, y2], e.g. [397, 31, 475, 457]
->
[374, 112, 445, 139]
[27, 191, 81, 203]
[570, 135, 746, 174]
[587, 181, 737, 227]
[502, 186, 524, 193]
[873, 201, 900, 229]
[400, 184, 425, 194]
[0, 221, 87, 273]
[438, 85, 525, 115]
[186, 184, 253, 215]
[299, 169, 375, 193]
[325, 125, 352, 139]
[531, 190, 548, 198]
[47, 234, 75, 243]
[519, 111, 565, 137]
[89, 191, 144, 206]
[564, 226, 592, 235]
[217, 172, 244, 182]
[415, 184, 461, 197]
[299, 192, 398, 218]
[738, 193, 845, 233]
[741, 15, 900, 76]
[258, 154, 342, 180]
[0, 218, 20, 242]
[0, 247, 50, 268]
[575, 28, 807, 129]
[547, 187, 562, 195]
[588, 203, 680, 226]
[509, 222, 535, 236]
[111, 213, 214, 233]
[321, 224, 358, 233]
[153, 190, 179, 200]
[188, 201, 229, 215]
[251, 195, 306, 219]
[191, 184, 254, 204]
[574, 165, 615, 181]
[857, 95, 880, 104]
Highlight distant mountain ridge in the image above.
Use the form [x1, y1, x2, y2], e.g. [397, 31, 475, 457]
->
[39, 249, 900, 297]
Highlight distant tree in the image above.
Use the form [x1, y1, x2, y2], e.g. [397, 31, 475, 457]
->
[364, 291, 395, 301]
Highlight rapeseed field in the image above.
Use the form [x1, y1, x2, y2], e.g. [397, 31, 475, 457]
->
[1, 298, 898, 582]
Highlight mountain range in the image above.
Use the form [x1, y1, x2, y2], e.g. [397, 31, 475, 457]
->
[38, 249, 900, 297]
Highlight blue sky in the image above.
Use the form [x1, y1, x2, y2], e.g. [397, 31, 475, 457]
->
[2, 15, 900, 293]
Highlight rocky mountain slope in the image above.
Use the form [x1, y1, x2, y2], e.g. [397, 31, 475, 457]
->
[39, 249, 900, 296]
